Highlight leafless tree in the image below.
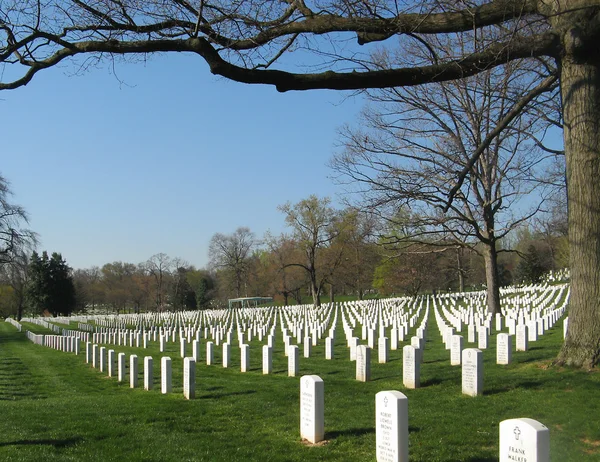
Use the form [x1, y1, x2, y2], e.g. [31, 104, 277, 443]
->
[208, 227, 255, 298]
[145, 253, 173, 310]
[335, 208, 380, 300]
[1, 174, 36, 265]
[331, 35, 559, 315]
[264, 232, 307, 305]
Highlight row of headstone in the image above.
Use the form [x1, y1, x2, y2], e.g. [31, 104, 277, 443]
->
[300, 375, 549, 461]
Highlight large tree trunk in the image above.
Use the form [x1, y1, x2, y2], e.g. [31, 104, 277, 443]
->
[555, 53, 600, 369]
[483, 242, 501, 315]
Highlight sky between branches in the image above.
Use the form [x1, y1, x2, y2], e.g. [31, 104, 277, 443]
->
[3, 52, 366, 270]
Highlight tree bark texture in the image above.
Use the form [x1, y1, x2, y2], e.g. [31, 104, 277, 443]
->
[483, 242, 501, 315]
[556, 53, 600, 368]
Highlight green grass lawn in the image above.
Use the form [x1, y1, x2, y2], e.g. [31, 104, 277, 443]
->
[1, 308, 598, 461]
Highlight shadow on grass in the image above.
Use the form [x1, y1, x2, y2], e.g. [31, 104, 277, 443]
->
[201, 390, 257, 400]
[421, 377, 444, 387]
[484, 380, 542, 395]
[0, 437, 83, 448]
[204, 386, 225, 392]
[373, 375, 402, 381]
[326, 427, 375, 439]
[466, 457, 496, 462]
[425, 359, 447, 364]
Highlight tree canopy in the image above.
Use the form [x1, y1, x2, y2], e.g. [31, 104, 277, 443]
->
[26, 251, 76, 316]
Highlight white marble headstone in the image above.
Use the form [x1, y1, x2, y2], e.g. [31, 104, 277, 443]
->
[117, 352, 125, 382]
[450, 335, 463, 366]
[461, 348, 482, 397]
[183, 357, 196, 399]
[376, 390, 409, 462]
[516, 325, 528, 352]
[262, 345, 272, 374]
[497, 333, 512, 365]
[402, 345, 420, 389]
[356, 345, 371, 382]
[144, 356, 153, 391]
[288, 345, 299, 377]
[325, 337, 334, 360]
[161, 356, 172, 394]
[130, 354, 138, 388]
[300, 375, 324, 444]
[499, 418, 549, 462]
[240, 344, 249, 372]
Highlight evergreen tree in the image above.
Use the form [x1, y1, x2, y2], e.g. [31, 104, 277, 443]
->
[26, 251, 76, 316]
[516, 245, 546, 284]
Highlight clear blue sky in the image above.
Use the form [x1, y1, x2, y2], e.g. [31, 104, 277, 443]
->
[3, 53, 363, 270]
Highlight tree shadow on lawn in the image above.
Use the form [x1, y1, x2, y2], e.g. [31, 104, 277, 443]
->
[325, 427, 375, 439]
[204, 386, 225, 392]
[484, 380, 543, 395]
[325, 425, 421, 440]
[424, 359, 447, 365]
[373, 374, 402, 381]
[200, 390, 257, 400]
[465, 457, 496, 462]
[420, 377, 444, 387]
[0, 437, 83, 448]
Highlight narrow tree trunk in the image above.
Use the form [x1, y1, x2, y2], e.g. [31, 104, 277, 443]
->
[555, 55, 600, 369]
[329, 284, 334, 303]
[456, 247, 465, 293]
[310, 272, 321, 307]
[311, 286, 321, 307]
[483, 242, 501, 315]
[17, 299, 23, 321]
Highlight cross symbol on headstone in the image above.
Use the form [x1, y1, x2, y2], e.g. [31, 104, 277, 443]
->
[383, 396, 389, 407]
[514, 426, 521, 441]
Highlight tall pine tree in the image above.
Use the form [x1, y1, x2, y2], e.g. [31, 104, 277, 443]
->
[27, 251, 76, 316]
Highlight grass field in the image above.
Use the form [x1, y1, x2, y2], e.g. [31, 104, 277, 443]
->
[0, 308, 598, 461]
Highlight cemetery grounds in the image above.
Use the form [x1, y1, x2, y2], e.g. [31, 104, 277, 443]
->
[0, 284, 599, 461]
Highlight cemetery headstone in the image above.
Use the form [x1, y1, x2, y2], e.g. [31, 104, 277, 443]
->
[450, 335, 463, 366]
[402, 345, 420, 389]
[497, 333, 512, 365]
[161, 357, 172, 394]
[516, 325, 529, 352]
[183, 357, 196, 399]
[241, 344, 249, 372]
[118, 352, 125, 382]
[288, 345, 299, 377]
[461, 348, 483, 397]
[130, 355, 138, 388]
[263, 345, 272, 374]
[300, 375, 325, 444]
[356, 345, 371, 382]
[144, 356, 153, 391]
[376, 390, 409, 462]
[499, 418, 550, 462]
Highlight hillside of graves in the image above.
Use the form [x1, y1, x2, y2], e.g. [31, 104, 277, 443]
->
[1, 282, 598, 461]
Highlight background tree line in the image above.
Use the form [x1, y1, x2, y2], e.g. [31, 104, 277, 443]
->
[1, 192, 567, 319]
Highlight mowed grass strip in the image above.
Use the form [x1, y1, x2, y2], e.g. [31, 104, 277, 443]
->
[0, 309, 598, 461]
